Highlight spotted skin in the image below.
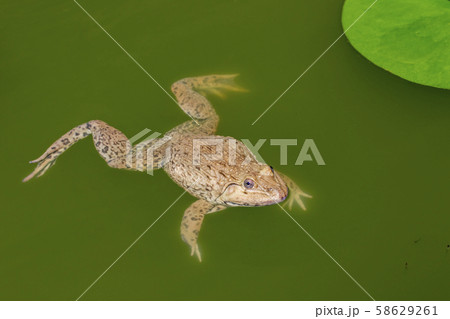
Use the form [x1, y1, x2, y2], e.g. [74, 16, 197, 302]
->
[24, 74, 311, 261]
[22, 120, 169, 182]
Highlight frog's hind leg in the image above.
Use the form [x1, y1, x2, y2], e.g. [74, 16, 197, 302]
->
[23, 120, 163, 182]
[180, 199, 226, 262]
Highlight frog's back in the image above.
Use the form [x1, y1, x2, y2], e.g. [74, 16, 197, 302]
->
[164, 134, 259, 202]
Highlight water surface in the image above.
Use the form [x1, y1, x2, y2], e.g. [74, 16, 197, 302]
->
[0, 0, 449, 300]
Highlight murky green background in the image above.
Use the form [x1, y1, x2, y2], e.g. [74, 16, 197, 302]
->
[1, 0, 449, 300]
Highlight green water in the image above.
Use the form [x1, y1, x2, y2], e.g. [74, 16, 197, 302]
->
[1, 0, 449, 300]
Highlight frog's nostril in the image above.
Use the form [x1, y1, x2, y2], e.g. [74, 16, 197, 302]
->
[270, 188, 286, 203]
[279, 188, 288, 202]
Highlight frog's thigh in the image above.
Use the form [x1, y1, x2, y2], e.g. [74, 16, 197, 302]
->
[180, 199, 226, 262]
[90, 121, 165, 170]
[88, 120, 131, 167]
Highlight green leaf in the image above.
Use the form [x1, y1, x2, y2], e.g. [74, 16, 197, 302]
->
[342, 0, 450, 89]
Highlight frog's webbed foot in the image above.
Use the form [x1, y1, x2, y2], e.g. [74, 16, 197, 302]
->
[283, 186, 312, 211]
[197, 74, 248, 98]
[22, 154, 58, 182]
[276, 171, 312, 211]
[22, 130, 80, 182]
[180, 200, 226, 262]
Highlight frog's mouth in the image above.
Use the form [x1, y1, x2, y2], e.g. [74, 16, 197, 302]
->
[224, 200, 270, 207]
[223, 200, 283, 207]
[223, 201, 250, 207]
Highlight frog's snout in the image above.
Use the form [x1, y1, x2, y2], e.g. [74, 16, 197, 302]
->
[265, 185, 288, 204]
[270, 170, 289, 204]
[275, 187, 288, 203]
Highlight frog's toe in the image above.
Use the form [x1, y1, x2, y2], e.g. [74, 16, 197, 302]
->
[201, 88, 226, 99]
[294, 194, 307, 211]
[23, 156, 57, 182]
[282, 196, 296, 210]
[220, 83, 248, 93]
[215, 74, 248, 93]
[283, 189, 312, 211]
[190, 244, 202, 262]
[199, 74, 248, 98]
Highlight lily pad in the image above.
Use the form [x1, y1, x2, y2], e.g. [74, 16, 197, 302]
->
[342, 0, 450, 89]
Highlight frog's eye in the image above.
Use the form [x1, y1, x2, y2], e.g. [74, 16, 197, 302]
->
[243, 178, 255, 189]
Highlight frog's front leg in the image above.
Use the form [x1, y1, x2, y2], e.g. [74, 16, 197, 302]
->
[180, 199, 226, 262]
[276, 171, 312, 211]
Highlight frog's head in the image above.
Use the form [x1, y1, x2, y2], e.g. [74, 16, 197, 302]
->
[218, 164, 288, 207]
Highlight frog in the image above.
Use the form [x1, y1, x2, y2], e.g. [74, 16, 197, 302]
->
[23, 74, 311, 261]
